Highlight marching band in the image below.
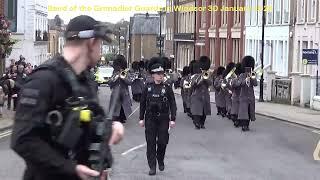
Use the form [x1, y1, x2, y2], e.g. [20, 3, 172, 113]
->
[105, 54, 257, 132]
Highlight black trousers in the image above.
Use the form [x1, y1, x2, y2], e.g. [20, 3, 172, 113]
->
[145, 114, 169, 169]
[193, 114, 206, 127]
[112, 106, 126, 123]
[132, 93, 141, 102]
[217, 107, 226, 116]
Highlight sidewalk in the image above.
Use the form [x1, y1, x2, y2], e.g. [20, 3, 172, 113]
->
[174, 89, 320, 130]
[0, 107, 14, 131]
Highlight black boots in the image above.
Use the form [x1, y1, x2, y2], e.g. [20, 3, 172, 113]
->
[149, 168, 156, 176]
[158, 161, 165, 171]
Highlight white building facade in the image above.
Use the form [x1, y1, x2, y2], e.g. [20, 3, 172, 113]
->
[6, 0, 48, 66]
[245, 0, 294, 77]
[292, 0, 320, 109]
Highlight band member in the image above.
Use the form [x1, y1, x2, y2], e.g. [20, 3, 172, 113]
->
[222, 62, 236, 119]
[139, 57, 177, 176]
[180, 66, 192, 117]
[190, 56, 212, 129]
[230, 63, 243, 127]
[214, 66, 226, 117]
[131, 61, 144, 102]
[162, 57, 175, 87]
[238, 56, 258, 131]
[108, 54, 133, 123]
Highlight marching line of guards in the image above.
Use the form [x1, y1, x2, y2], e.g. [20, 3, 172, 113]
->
[181, 55, 258, 132]
[107, 54, 258, 132]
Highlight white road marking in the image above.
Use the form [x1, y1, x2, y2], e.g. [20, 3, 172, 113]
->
[128, 105, 139, 119]
[313, 139, 320, 160]
[0, 130, 12, 139]
[121, 143, 147, 156]
[312, 130, 320, 134]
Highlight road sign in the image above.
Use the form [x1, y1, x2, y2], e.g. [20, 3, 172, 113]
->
[302, 49, 318, 65]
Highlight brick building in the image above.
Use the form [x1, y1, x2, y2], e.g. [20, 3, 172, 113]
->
[128, 13, 160, 64]
[208, 0, 245, 67]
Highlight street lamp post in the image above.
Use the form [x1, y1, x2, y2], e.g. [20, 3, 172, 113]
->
[259, 0, 266, 102]
[158, 8, 165, 57]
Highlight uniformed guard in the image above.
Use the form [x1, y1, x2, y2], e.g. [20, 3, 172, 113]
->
[139, 57, 177, 176]
[180, 66, 192, 117]
[130, 61, 144, 102]
[108, 55, 133, 124]
[190, 56, 212, 129]
[238, 56, 258, 131]
[214, 66, 226, 117]
[230, 63, 243, 127]
[10, 15, 124, 180]
[222, 62, 236, 120]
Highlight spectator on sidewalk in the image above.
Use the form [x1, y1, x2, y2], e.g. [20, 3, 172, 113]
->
[0, 86, 7, 118]
[17, 55, 27, 68]
[12, 65, 26, 111]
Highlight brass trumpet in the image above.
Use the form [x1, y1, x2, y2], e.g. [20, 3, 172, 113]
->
[120, 68, 130, 79]
[183, 79, 191, 89]
[163, 73, 170, 83]
[201, 70, 211, 80]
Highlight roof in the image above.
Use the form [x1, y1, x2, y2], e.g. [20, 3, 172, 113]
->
[130, 13, 160, 35]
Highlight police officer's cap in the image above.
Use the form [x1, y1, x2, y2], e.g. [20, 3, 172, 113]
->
[65, 15, 113, 43]
[148, 57, 165, 74]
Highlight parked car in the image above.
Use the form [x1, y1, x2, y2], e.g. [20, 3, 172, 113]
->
[94, 66, 114, 86]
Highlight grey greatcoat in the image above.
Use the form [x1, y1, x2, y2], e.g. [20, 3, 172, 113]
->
[190, 74, 212, 116]
[131, 71, 145, 95]
[213, 76, 226, 108]
[107, 71, 133, 118]
[230, 77, 241, 115]
[237, 73, 258, 121]
[180, 75, 192, 109]
[223, 79, 232, 114]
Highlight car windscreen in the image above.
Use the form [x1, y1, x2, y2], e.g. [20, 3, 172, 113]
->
[99, 68, 113, 76]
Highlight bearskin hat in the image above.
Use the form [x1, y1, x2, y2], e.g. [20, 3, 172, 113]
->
[182, 66, 190, 77]
[223, 62, 236, 78]
[199, 56, 211, 71]
[113, 54, 127, 71]
[139, 60, 145, 69]
[189, 60, 200, 75]
[144, 60, 149, 70]
[241, 56, 255, 70]
[235, 62, 243, 75]
[148, 56, 165, 73]
[216, 66, 225, 76]
[131, 61, 140, 71]
[161, 56, 171, 70]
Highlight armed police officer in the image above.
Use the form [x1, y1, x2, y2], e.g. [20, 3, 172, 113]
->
[139, 57, 177, 176]
[10, 15, 124, 180]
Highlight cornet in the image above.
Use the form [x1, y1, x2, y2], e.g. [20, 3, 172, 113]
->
[120, 68, 129, 79]
[183, 79, 191, 89]
[163, 73, 170, 83]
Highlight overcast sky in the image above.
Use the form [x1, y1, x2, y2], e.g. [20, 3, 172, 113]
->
[48, 0, 166, 23]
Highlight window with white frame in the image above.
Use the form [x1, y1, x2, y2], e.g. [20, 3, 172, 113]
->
[297, 0, 306, 23]
[251, 0, 257, 26]
[211, 0, 216, 26]
[266, 0, 273, 24]
[221, 0, 227, 26]
[245, 0, 251, 26]
[257, 0, 262, 25]
[282, 0, 289, 24]
[274, 0, 281, 24]
[307, 0, 317, 22]
[201, 0, 206, 28]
